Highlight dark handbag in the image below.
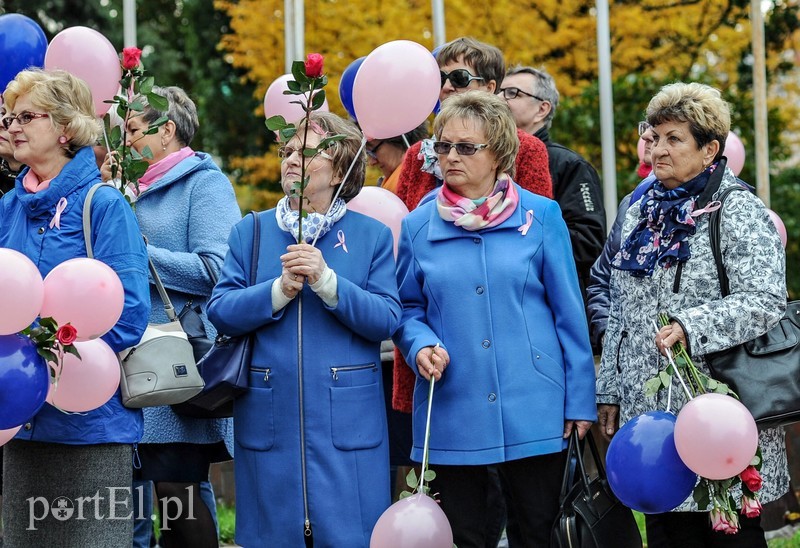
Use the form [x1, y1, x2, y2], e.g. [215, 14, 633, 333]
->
[172, 212, 260, 418]
[550, 430, 642, 548]
[704, 186, 800, 429]
[176, 255, 220, 362]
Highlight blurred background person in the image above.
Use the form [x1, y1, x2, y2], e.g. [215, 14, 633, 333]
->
[0, 99, 22, 195]
[366, 122, 428, 194]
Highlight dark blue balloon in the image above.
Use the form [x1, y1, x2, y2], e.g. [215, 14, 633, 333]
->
[339, 57, 366, 122]
[606, 411, 697, 514]
[0, 14, 48, 93]
[0, 334, 49, 430]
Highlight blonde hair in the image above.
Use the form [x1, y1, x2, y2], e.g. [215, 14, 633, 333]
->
[433, 91, 519, 178]
[4, 69, 101, 158]
[646, 82, 730, 161]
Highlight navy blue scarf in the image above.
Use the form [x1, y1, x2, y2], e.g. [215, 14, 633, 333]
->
[613, 166, 714, 277]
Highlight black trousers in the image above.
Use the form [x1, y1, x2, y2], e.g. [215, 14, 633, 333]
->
[430, 450, 566, 548]
[646, 511, 767, 548]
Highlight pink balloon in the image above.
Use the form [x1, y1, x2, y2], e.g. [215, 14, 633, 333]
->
[370, 493, 453, 548]
[353, 40, 440, 140]
[44, 26, 121, 117]
[47, 339, 120, 412]
[725, 132, 745, 176]
[0, 426, 21, 447]
[263, 74, 329, 125]
[347, 186, 409, 257]
[40, 258, 124, 341]
[674, 393, 758, 480]
[0, 248, 44, 335]
[767, 209, 787, 248]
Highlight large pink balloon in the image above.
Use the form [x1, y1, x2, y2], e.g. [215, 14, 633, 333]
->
[40, 258, 124, 341]
[725, 132, 745, 176]
[353, 41, 440, 140]
[44, 26, 121, 117]
[0, 426, 21, 447]
[263, 74, 329, 125]
[767, 209, 787, 248]
[347, 186, 409, 256]
[47, 339, 120, 412]
[370, 493, 453, 548]
[0, 248, 44, 335]
[674, 393, 758, 480]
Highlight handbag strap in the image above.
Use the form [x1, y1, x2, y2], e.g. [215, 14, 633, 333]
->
[558, 429, 607, 504]
[708, 185, 748, 297]
[199, 254, 219, 285]
[82, 182, 115, 259]
[247, 211, 260, 286]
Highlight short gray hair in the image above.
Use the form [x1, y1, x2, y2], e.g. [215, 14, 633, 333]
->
[506, 65, 559, 128]
[140, 86, 199, 146]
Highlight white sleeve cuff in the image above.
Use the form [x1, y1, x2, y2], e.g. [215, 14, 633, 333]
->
[310, 266, 338, 307]
[271, 278, 293, 313]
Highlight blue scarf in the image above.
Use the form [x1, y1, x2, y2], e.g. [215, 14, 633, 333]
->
[613, 166, 714, 277]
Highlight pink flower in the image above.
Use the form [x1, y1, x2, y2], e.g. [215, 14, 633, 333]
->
[740, 466, 763, 492]
[56, 324, 78, 346]
[710, 508, 740, 534]
[122, 47, 143, 70]
[741, 496, 762, 518]
[304, 53, 324, 78]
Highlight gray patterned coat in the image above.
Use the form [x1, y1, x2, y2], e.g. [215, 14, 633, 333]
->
[596, 167, 789, 510]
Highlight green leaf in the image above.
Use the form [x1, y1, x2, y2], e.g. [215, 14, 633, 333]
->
[706, 378, 718, 390]
[659, 370, 671, 387]
[644, 376, 662, 397]
[423, 469, 436, 482]
[398, 490, 413, 500]
[692, 481, 710, 510]
[139, 76, 155, 95]
[279, 127, 297, 142]
[129, 99, 146, 112]
[286, 80, 302, 92]
[291, 60, 309, 87]
[405, 468, 419, 490]
[303, 148, 318, 157]
[110, 125, 122, 145]
[265, 115, 290, 131]
[140, 146, 154, 160]
[64, 345, 82, 360]
[316, 134, 347, 150]
[310, 89, 326, 111]
[36, 348, 57, 365]
[146, 92, 169, 112]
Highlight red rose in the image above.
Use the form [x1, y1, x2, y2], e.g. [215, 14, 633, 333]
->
[56, 324, 78, 346]
[305, 53, 324, 78]
[740, 465, 763, 492]
[122, 47, 143, 70]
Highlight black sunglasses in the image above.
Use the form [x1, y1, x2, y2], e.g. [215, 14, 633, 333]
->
[432, 141, 488, 156]
[440, 69, 485, 89]
[366, 141, 384, 160]
[498, 87, 545, 102]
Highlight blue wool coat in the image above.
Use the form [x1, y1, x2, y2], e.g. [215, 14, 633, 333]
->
[0, 146, 150, 444]
[394, 185, 597, 465]
[207, 210, 401, 548]
[134, 152, 241, 451]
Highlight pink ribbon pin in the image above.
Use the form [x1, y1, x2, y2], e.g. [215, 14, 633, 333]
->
[518, 210, 534, 236]
[49, 197, 68, 230]
[691, 200, 722, 217]
[334, 229, 348, 253]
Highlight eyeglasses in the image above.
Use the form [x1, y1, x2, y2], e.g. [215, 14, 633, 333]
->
[366, 141, 384, 160]
[278, 146, 332, 161]
[432, 141, 489, 156]
[638, 121, 651, 136]
[440, 69, 485, 89]
[498, 87, 545, 102]
[2, 111, 50, 130]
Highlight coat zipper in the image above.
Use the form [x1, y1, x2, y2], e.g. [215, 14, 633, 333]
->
[330, 363, 376, 381]
[297, 295, 313, 544]
[251, 366, 271, 381]
[615, 330, 628, 373]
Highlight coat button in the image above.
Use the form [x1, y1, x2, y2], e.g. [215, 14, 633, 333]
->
[700, 335, 708, 344]
[482, 340, 491, 348]
[473, 238, 481, 244]
[488, 393, 497, 402]
[476, 286, 484, 295]
[24, 423, 32, 430]
[38, 227, 45, 234]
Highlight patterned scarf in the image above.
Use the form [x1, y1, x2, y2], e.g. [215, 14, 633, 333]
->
[436, 173, 519, 231]
[613, 165, 714, 277]
[276, 196, 347, 244]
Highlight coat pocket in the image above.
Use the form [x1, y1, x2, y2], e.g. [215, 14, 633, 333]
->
[234, 369, 275, 451]
[329, 364, 383, 450]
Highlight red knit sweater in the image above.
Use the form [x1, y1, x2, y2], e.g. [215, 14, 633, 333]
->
[392, 129, 553, 413]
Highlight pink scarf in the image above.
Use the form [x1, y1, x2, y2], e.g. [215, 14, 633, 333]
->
[22, 170, 52, 193]
[136, 147, 194, 194]
[436, 173, 519, 231]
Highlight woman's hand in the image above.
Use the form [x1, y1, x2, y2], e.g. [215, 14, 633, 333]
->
[279, 266, 304, 299]
[563, 420, 593, 440]
[597, 404, 620, 441]
[280, 244, 327, 285]
[655, 321, 686, 356]
[100, 150, 119, 182]
[415, 345, 450, 381]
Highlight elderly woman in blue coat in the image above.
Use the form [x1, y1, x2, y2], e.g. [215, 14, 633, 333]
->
[394, 91, 596, 547]
[0, 69, 150, 546]
[208, 111, 401, 547]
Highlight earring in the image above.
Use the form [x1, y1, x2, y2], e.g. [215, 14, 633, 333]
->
[58, 136, 67, 144]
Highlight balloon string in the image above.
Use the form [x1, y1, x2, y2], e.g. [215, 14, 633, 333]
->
[419, 343, 438, 495]
[311, 136, 367, 248]
[101, 121, 111, 154]
[652, 320, 693, 401]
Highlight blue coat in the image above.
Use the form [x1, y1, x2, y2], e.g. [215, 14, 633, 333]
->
[0, 147, 150, 444]
[207, 209, 401, 547]
[134, 151, 241, 450]
[394, 185, 596, 465]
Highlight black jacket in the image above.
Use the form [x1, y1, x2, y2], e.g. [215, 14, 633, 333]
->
[0, 160, 18, 197]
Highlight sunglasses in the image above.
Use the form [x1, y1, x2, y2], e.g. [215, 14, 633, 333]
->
[498, 87, 545, 102]
[2, 111, 49, 130]
[440, 69, 485, 89]
[366, 141, 384, 160]
[278, 146, 332, 160]
[432, 141, 488, 156]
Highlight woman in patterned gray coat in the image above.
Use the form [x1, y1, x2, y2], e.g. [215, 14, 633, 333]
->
[596, 82, 787, 547]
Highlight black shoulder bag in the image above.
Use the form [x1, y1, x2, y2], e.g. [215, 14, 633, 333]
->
[550, 430, 642, 548]
[704, 186, 800, 430]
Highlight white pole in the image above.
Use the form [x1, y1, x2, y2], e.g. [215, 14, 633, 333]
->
[432, 0, 446, 47]
[751, 0, 770, 206]
[596, 0, 618, 227]
[294, 0, 305, 61]
[284, 0, 294, 72]
[122, 0, 137, 47]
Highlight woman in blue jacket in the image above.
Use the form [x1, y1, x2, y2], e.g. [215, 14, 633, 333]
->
[208, 111, 401, 547]
[0, 69, 150, 545]
[393, 91, 596, 547]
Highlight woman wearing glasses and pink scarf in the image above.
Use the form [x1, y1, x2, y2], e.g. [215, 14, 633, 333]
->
[394, 91, 595, 547]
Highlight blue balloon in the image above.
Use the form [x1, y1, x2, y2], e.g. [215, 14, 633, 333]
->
[0, 14, 48, 93]
[606, 411, 697, 514]
[339, 57, 366, 122]
[0, 334, 49, 430]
